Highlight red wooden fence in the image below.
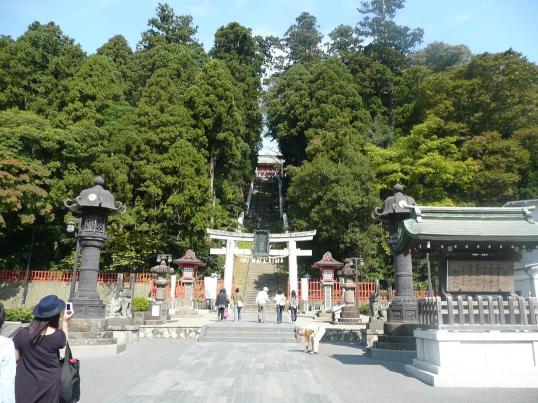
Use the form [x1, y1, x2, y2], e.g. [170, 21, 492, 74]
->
[287, 280, 377, 303]
[0, 270, 154, 284]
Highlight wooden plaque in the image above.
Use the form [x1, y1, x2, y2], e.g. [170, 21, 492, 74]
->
[447, 260, 514, 292]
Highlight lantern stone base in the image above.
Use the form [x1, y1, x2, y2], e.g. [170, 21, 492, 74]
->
[68, 318, 126, 358]
[72, 297, 106, 318]
[405, 329, 538, 387]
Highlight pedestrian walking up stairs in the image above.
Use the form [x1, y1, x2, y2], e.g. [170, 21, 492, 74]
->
[242, 261, 281, 313]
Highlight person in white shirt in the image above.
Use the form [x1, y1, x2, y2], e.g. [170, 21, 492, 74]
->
[255, 287, 269, 323]
[296, 323, 326, 354]
[273, 289, 286, 324]
[0, 303, 15, 403]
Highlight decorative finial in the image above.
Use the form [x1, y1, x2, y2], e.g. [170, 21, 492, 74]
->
[94, 176, 105, 187]
[393, 183, 403, 193]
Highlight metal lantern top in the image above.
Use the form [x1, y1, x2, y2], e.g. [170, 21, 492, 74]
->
[312, 252, 344, 270]
[64, 177, 125, 216]
[374, 184, 416, 222]
[173, 249, 206, 268]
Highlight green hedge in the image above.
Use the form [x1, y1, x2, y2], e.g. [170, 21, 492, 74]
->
[132, 296, 150, 312]
[6, 306, 34, 323]
[358, 303, 370, 316]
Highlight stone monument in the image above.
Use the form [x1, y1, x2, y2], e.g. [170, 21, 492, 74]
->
[334, 258, 362, 324]
[147, 254, 173, 324]
[64, 176, 127, 357]
[373, 184, 418, 335]
[65, 176, 125, 318]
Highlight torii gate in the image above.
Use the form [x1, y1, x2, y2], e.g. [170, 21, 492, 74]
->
[207, 229, 316, 297]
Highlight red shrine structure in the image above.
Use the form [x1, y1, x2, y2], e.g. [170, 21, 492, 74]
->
[174, 249, 205, 307]
[312, 252, 344, 310]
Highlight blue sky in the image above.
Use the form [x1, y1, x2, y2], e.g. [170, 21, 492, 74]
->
[1, 0, 537, 63]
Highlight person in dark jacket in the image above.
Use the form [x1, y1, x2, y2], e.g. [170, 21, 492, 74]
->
[13, 295, 73, 402]
[215, 289, 229, 321]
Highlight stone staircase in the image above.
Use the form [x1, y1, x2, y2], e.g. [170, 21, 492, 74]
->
[242, 261, 280, 312]
[199, 323, 296, 343]
[245, 177, 282, 232]
[368, 335, 417, 363]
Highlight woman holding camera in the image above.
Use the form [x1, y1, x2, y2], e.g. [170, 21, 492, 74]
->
[13, 295, 73, 402]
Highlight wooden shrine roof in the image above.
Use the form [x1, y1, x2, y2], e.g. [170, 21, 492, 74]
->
[394, 205, 538, 253]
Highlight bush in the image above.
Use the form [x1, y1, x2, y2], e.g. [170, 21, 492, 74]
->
[132, 296, 150, 312]
[5, 306, 34, 323]
[359, 303, 370, 316]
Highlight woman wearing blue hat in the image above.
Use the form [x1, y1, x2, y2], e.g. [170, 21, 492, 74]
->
[13, 295, 73, 402]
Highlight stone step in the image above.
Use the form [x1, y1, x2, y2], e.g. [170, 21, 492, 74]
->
[377, 335, 416, 344]
[69, 331, 114, 339]
[368, 347, 417, 363]
[199, 336, 297, 343]
[205, 327, 294, 334]
[373, 341, 416, 351]
[69, 337, 118, 346]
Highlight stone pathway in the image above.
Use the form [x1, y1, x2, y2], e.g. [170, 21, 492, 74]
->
[81, 338, 537, 403]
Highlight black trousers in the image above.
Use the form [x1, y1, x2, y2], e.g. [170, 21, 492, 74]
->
[290, 307, 297, 322]
[218, 307, 225, 320]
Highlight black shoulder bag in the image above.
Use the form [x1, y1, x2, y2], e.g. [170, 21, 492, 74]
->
[60, 342, 80, 403]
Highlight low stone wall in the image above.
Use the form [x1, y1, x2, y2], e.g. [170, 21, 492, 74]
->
[321, 328, 362, 343]
[0, 281, 152, 308]
[138, 326, 201, 340]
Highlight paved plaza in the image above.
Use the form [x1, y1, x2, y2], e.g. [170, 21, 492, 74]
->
[81, 338, 538, 403]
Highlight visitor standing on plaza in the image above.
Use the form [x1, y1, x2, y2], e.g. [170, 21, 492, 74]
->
[289, 290, 299, 323]
[297, 323, 326, 354]
[232, 287, 243, 321]
[0, 303, 16, 403]
[13, 295, 73, 402]
[255, 287, 269, 323]
[273, 289, 286, 324]
[216, 289, 228, 321]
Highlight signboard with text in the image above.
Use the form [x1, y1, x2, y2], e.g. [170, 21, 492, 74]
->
[447, 260, 514, 292]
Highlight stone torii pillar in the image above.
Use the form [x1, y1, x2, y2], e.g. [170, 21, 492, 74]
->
[207, 229, 317, 298]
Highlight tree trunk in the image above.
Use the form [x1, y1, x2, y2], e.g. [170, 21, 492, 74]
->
[210, 155, 216, 207]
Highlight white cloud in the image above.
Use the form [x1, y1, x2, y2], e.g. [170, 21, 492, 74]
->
[455, 13, 471, 24]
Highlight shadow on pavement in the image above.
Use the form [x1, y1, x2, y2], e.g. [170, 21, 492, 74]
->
[329, 353, 413, 377]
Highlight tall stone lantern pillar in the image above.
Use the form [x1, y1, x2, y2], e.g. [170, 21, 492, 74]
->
[336, 259, 361, 324]
[312, 252, 344, 312]
[174, 250, 205, 308]
[64, 177, 125, 318]
[374, 184, 417, 334]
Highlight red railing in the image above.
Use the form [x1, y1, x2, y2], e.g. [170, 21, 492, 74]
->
[151, 279, 231, 300]
[287, 280, 377, 303]
[0, 270, 154, 284]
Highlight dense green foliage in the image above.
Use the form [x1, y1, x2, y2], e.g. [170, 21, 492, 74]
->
[132, 296, 151, 312]
[0, 1, 536, 285]
[266, 0, 538, 280]
[5, 306, 34, 322]
[0, 4, 265, 273]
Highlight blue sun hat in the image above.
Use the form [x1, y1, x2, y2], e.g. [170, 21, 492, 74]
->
[33, 295, 66, 319]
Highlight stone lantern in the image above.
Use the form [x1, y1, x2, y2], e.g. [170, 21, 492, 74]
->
[373, 184, 417, 332]
[174, 249, 205, 308]
[336, 259, 361, 324]
[312, 252, 344, 311]
[64, 177, 125, 318]
[150, 254, 174, 303]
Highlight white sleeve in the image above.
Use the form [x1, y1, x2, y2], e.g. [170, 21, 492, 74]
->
[0, 339, 16, 403]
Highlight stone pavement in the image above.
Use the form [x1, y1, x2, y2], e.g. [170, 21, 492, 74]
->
[81, 338, 537, 403]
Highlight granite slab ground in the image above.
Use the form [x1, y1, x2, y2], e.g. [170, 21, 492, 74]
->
[81, 338, 537, 403]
